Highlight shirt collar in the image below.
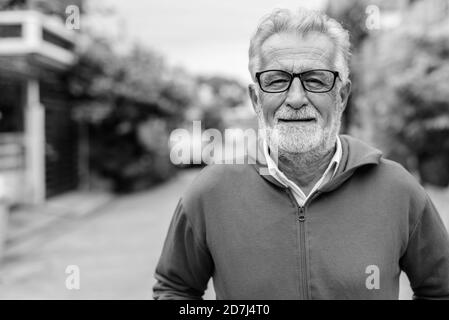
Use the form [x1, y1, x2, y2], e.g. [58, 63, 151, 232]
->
[262, 136, 342, 188]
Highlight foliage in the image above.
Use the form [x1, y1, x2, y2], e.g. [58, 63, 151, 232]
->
[327, 0, 449, 186]
[67, 39, 194, 192]
[356, 16, 449, 186]
[68, 37, 247, 191]
[326, 0, 370, 49]
[197, 75, 247, 109]
[326, 0, 370, 132]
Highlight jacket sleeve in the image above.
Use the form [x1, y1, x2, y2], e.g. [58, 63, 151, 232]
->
[400, 194, 449, 299]
[153, 199, 213, 300]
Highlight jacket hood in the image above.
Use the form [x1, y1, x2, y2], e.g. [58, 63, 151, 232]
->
[250, 134, 383, 192]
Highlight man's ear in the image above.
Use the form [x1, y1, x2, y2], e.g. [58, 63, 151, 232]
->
[248, 83, 260, 113]
[339, 80, 352, 112]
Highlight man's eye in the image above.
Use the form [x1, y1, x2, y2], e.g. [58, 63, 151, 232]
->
[268, 79, 289, 85]
[304, 78, 324, 85]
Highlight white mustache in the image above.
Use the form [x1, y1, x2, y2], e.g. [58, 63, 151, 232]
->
[274, 106, 320, 121]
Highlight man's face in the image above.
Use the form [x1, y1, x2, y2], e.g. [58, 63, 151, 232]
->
[249, 31, 351, 154]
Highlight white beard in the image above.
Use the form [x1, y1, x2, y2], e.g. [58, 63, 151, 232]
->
[257, 103, 342, 158]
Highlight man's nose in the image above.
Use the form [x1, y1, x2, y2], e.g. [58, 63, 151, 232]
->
[285, 77, 308, 109]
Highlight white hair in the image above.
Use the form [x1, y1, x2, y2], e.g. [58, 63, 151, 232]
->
[248, 8, 351, 84]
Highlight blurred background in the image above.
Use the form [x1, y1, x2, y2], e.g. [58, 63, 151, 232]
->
[0, 0, 447, 299]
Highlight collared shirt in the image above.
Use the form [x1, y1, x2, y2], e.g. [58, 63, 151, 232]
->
[263, 136, 342, 207]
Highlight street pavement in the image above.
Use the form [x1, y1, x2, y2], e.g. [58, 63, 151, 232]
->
[0, 167, 447, 299]
[0, 168, 213, 299]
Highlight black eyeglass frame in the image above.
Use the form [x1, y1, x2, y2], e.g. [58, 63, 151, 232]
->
[255, 69, 340, 93]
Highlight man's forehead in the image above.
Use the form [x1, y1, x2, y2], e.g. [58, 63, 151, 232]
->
[259, 32, 336, 71]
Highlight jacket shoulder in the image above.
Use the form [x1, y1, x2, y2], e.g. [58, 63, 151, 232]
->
[184, 163, 254, 197]
[374, 158, 430, 221]
[378, 158, 426, 197]
[180, 164, 256, 220]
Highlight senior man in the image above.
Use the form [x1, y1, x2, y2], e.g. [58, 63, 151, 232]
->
[153, 8, 449, 299]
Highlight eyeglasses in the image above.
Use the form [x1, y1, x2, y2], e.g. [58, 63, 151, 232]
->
[255, 69, 340, 93]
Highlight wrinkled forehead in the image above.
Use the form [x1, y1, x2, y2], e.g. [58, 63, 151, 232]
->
[259, 31, 337, 72]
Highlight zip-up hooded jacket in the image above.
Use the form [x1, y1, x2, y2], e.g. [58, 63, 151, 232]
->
[153, 135, 449, 299]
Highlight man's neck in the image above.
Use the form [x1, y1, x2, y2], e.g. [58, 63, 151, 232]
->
[277, 145, 336, 195]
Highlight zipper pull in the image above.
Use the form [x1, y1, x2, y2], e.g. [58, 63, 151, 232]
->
[298, 206, 305, 222]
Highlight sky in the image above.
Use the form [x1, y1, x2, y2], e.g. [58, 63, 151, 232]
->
[86, 0, 328, 83]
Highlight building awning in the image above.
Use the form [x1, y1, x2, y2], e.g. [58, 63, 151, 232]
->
[0, 10, 77, 75]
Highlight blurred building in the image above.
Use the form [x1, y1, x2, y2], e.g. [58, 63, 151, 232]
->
[0, 0, 82, 204]
[331, 0, 449, 185]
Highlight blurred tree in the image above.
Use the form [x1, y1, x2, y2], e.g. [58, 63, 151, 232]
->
[326, 0, 370, 49]
[356, 2, 449, 186]
[67, 38, 197, 192]
[194, 75, 246, 132]
[197, 75, 247, 109]
[326, 0, 370, 132]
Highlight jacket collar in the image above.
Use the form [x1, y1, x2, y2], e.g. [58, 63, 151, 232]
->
[250, 134, 383, 192]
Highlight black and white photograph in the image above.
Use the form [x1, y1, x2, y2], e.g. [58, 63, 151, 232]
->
[0, 0, 448, 304]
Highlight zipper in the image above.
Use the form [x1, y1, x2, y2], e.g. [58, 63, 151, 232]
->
[297, 205, 307, 300]
[286, 188, 322, 300]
